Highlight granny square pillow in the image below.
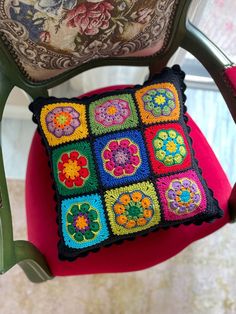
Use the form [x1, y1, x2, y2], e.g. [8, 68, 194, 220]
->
[29, 65, 223, 261]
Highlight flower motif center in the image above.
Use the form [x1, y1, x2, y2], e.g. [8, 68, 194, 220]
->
[63, 160, 81, 180]
[113, 148, 130, 166]
[75, 215, 89, 231]
[54, 112, 72, 128]
[126, 204, 142, 218]
[155, 95, 166, 105]
[166, 141, 177, 153]
[106, 105, 118, 115]
[179, 190, 191, 203]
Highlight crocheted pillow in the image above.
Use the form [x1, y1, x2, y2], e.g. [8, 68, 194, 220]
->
[29, 66, 223, 261]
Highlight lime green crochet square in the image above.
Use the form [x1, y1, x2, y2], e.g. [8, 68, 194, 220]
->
[89, 94, 139, 135]
[104, 181, 161, 236]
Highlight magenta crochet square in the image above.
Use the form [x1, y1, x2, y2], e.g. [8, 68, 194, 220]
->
[156, 169, 207, 221]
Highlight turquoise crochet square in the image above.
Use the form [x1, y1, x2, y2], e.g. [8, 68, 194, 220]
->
[61, 194, 109, 249]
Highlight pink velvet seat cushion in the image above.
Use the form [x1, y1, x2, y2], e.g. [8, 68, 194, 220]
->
[25, 85, 232, 277]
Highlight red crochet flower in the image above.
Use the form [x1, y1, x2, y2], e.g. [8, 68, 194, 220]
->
[58, 151, 89, 188]
[66, 1, 114, 36]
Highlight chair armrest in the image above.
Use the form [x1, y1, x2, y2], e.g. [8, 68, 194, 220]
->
[181, 21, 236, 122]
[181, 21, 236, 220]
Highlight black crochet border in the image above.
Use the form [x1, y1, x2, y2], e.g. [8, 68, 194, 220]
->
[29, 65, 223, 261]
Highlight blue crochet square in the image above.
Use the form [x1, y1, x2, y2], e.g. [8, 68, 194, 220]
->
[61, 194, 109, 249]
[93, 130, 150, 188]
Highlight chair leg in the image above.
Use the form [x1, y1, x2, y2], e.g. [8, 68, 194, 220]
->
[18, 260, 53, 283]
[0, 71, 53, 282]
[14, 240, 53, 283]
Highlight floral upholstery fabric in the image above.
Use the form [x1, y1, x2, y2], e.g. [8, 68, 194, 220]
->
[0, 0, 178, 81]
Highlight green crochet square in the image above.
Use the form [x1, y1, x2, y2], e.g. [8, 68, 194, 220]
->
[89, 94, 139, 135]
[52, 141, 98, 196]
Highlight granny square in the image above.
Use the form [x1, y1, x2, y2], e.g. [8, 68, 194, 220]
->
[135, 82, 181, 125]
[52, 141, 98, 196]
[89, 94, 139, 135]
[104, 181, 161, 236]
[94, 130, 150, 188]
[145, 123, 192, 175]
[29, 65, 223, 261]
[61, 194, 109, 251]
[40, 102, 88, 146]
[156, 170, 207, 222]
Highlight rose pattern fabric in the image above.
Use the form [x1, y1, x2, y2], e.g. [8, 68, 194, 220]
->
[66, 1, 114, 36]
[95, 98, 131, 127]
[36, 0, 77, 17]
[131, 8, 153, 24]
[40, 31, 51, 43]
[0, 0, 176, 80]
[46, 106, 80, 138]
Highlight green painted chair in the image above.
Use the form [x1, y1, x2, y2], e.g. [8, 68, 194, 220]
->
[0, 0, 235, 283]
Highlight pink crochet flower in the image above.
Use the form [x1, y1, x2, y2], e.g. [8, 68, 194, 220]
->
[102, 139, 141, 177]
[66, 1, 114, 36]
[95, 98, 131, 127]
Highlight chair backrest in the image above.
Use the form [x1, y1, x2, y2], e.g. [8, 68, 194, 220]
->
[0, 0, 235, 283]
[0, 0, 192, 89]
[0, 0, 181, 82]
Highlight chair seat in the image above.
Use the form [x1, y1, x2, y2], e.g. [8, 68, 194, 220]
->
[25, 85, 232, 277]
